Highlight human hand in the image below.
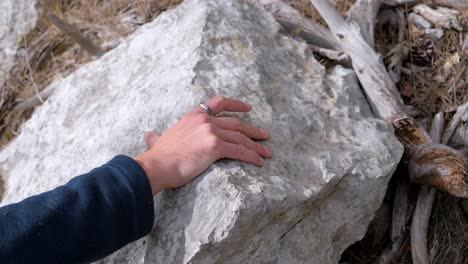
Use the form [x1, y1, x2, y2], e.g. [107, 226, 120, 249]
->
[134, 96, 272, 195]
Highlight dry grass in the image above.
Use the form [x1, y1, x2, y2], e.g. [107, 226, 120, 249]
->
[0, 0, 182, 148]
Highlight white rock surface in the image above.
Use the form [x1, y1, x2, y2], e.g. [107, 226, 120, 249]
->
[0, 0, 38, 96]
[0, 0, 403, 263]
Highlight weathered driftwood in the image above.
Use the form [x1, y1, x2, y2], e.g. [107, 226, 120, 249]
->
[410, 112, 443, 264]
[391, 176, 410, 241]
[346, 0, 382, 47]
[413, 4, 462, 31]
[255, 0, 340, 50]
[308, 0, 467, 197]
[45, 13, 105, 58]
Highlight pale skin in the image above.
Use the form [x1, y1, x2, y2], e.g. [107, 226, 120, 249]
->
[134, 96, 272, 195]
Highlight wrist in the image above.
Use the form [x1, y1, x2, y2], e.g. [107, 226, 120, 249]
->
[134, 153, 165, 195]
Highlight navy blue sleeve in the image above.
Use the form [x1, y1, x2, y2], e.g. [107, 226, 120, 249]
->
[0, 155, 154, 264]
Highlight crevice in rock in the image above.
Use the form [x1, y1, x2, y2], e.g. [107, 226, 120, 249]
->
[278, 217, 304, 241]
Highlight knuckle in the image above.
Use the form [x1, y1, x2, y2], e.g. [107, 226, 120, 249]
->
[213, 95, 225, 107]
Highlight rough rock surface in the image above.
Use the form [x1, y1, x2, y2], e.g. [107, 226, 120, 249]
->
[0, 0, 38, 94]
[0, 0, 403, 263]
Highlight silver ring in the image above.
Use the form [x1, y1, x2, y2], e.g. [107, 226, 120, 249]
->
[199, 103, 214, 116]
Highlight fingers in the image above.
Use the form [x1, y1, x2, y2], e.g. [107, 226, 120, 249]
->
[196, 96, 252, 115]
[219, 142, 265, 167]
[215, 129, 272, 158]
[144, 131, 161, 149]
[213, 117, 269, 140]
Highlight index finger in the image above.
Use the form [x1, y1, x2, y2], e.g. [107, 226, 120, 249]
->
[197, 96, 252, 116]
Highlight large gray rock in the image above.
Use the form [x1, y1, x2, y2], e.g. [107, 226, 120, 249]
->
[0, 0, 403, 263]
[0, 0, 38, 97]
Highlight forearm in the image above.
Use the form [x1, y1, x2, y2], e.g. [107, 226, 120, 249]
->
[0, 155, 154, 263]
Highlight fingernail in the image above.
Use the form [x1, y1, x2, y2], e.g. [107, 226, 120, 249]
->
[260, 128, 270, 138]
[244, 102, 252, 109]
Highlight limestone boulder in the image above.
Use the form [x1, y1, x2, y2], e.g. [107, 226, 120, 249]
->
[0, 0, 403, 263]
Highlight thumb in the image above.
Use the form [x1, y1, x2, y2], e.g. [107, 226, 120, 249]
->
[144, 131, 161, 149]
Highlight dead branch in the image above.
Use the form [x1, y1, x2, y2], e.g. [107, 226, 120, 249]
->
[45, 13, 105, 58]
[413, 4, 462, 31]
[410, 112, 444, 264]
[346, 0, 383, 47]
[255, 0, 340, 50]
[309, 0, 467, 197]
